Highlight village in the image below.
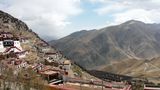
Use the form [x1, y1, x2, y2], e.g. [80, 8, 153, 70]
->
[0, 31, 73, 90]
[0, 31, 159, 90]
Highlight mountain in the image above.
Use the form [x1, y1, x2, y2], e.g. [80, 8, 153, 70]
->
[50, 20, 160, 77]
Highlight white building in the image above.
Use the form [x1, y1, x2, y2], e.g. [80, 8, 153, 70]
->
[62, 60, 71, 71]
[45, 52, 60, 61]
[0, 32, 26, 58]
[15, 51, 28, 58]
[1, 40, 23, 53]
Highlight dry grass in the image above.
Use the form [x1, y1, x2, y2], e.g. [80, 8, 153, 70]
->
[102, 58, 160, 79]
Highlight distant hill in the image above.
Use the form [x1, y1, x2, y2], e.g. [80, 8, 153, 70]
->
[50, 20, 160, 77]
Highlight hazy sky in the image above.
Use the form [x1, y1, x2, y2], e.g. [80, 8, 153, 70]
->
[0, 0, 160, 40]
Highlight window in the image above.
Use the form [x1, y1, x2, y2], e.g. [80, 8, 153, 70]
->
[16, 42, 19, 45]
[3, 40, 14, 47]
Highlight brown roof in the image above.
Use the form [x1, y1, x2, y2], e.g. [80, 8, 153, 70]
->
[40, 70, 58, 75]
[0, 31, 12, 34]
[45, 52, 57, 55]
[0, 37, 19, 41]
[4, 46, 21, 53]
[15, 50, 27, 54]
[63, 60, 71, 65]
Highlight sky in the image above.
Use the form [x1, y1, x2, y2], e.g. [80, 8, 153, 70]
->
[0, 0, 160, 41]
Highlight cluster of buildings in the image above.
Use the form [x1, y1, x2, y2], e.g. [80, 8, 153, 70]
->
[0, 31, 28, 59]
[0, 31, 72, 83]
[0, 31, 71, 79]
[0, 31, 30, 76]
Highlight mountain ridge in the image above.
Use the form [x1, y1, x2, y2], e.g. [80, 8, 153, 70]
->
[50, 20, 160, 73]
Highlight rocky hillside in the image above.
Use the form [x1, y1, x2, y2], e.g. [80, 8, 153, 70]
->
[0, 10, 54, 62]
[50, 20, 160, 77]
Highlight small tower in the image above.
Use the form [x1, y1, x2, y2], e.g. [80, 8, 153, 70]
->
[14, 39, 22, 51]
[0, 40, 4, 52]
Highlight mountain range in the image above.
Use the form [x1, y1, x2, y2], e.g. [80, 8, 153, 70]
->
[50, 20, 160, 77]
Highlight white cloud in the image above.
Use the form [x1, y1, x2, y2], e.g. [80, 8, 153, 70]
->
[95, 2, 128, 15]
[0, 0, 82, 40]
[88, 0, 106, 3]
[93, 0, 160, 25]
[113, 9, 160, 25]
[94, 0, 160, 14]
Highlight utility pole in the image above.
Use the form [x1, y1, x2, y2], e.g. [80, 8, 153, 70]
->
[102, 80, 103, 90]
[80, 83, 82, 90]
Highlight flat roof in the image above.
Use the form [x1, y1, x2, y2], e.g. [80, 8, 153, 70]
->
[41, 70, 58, 75]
